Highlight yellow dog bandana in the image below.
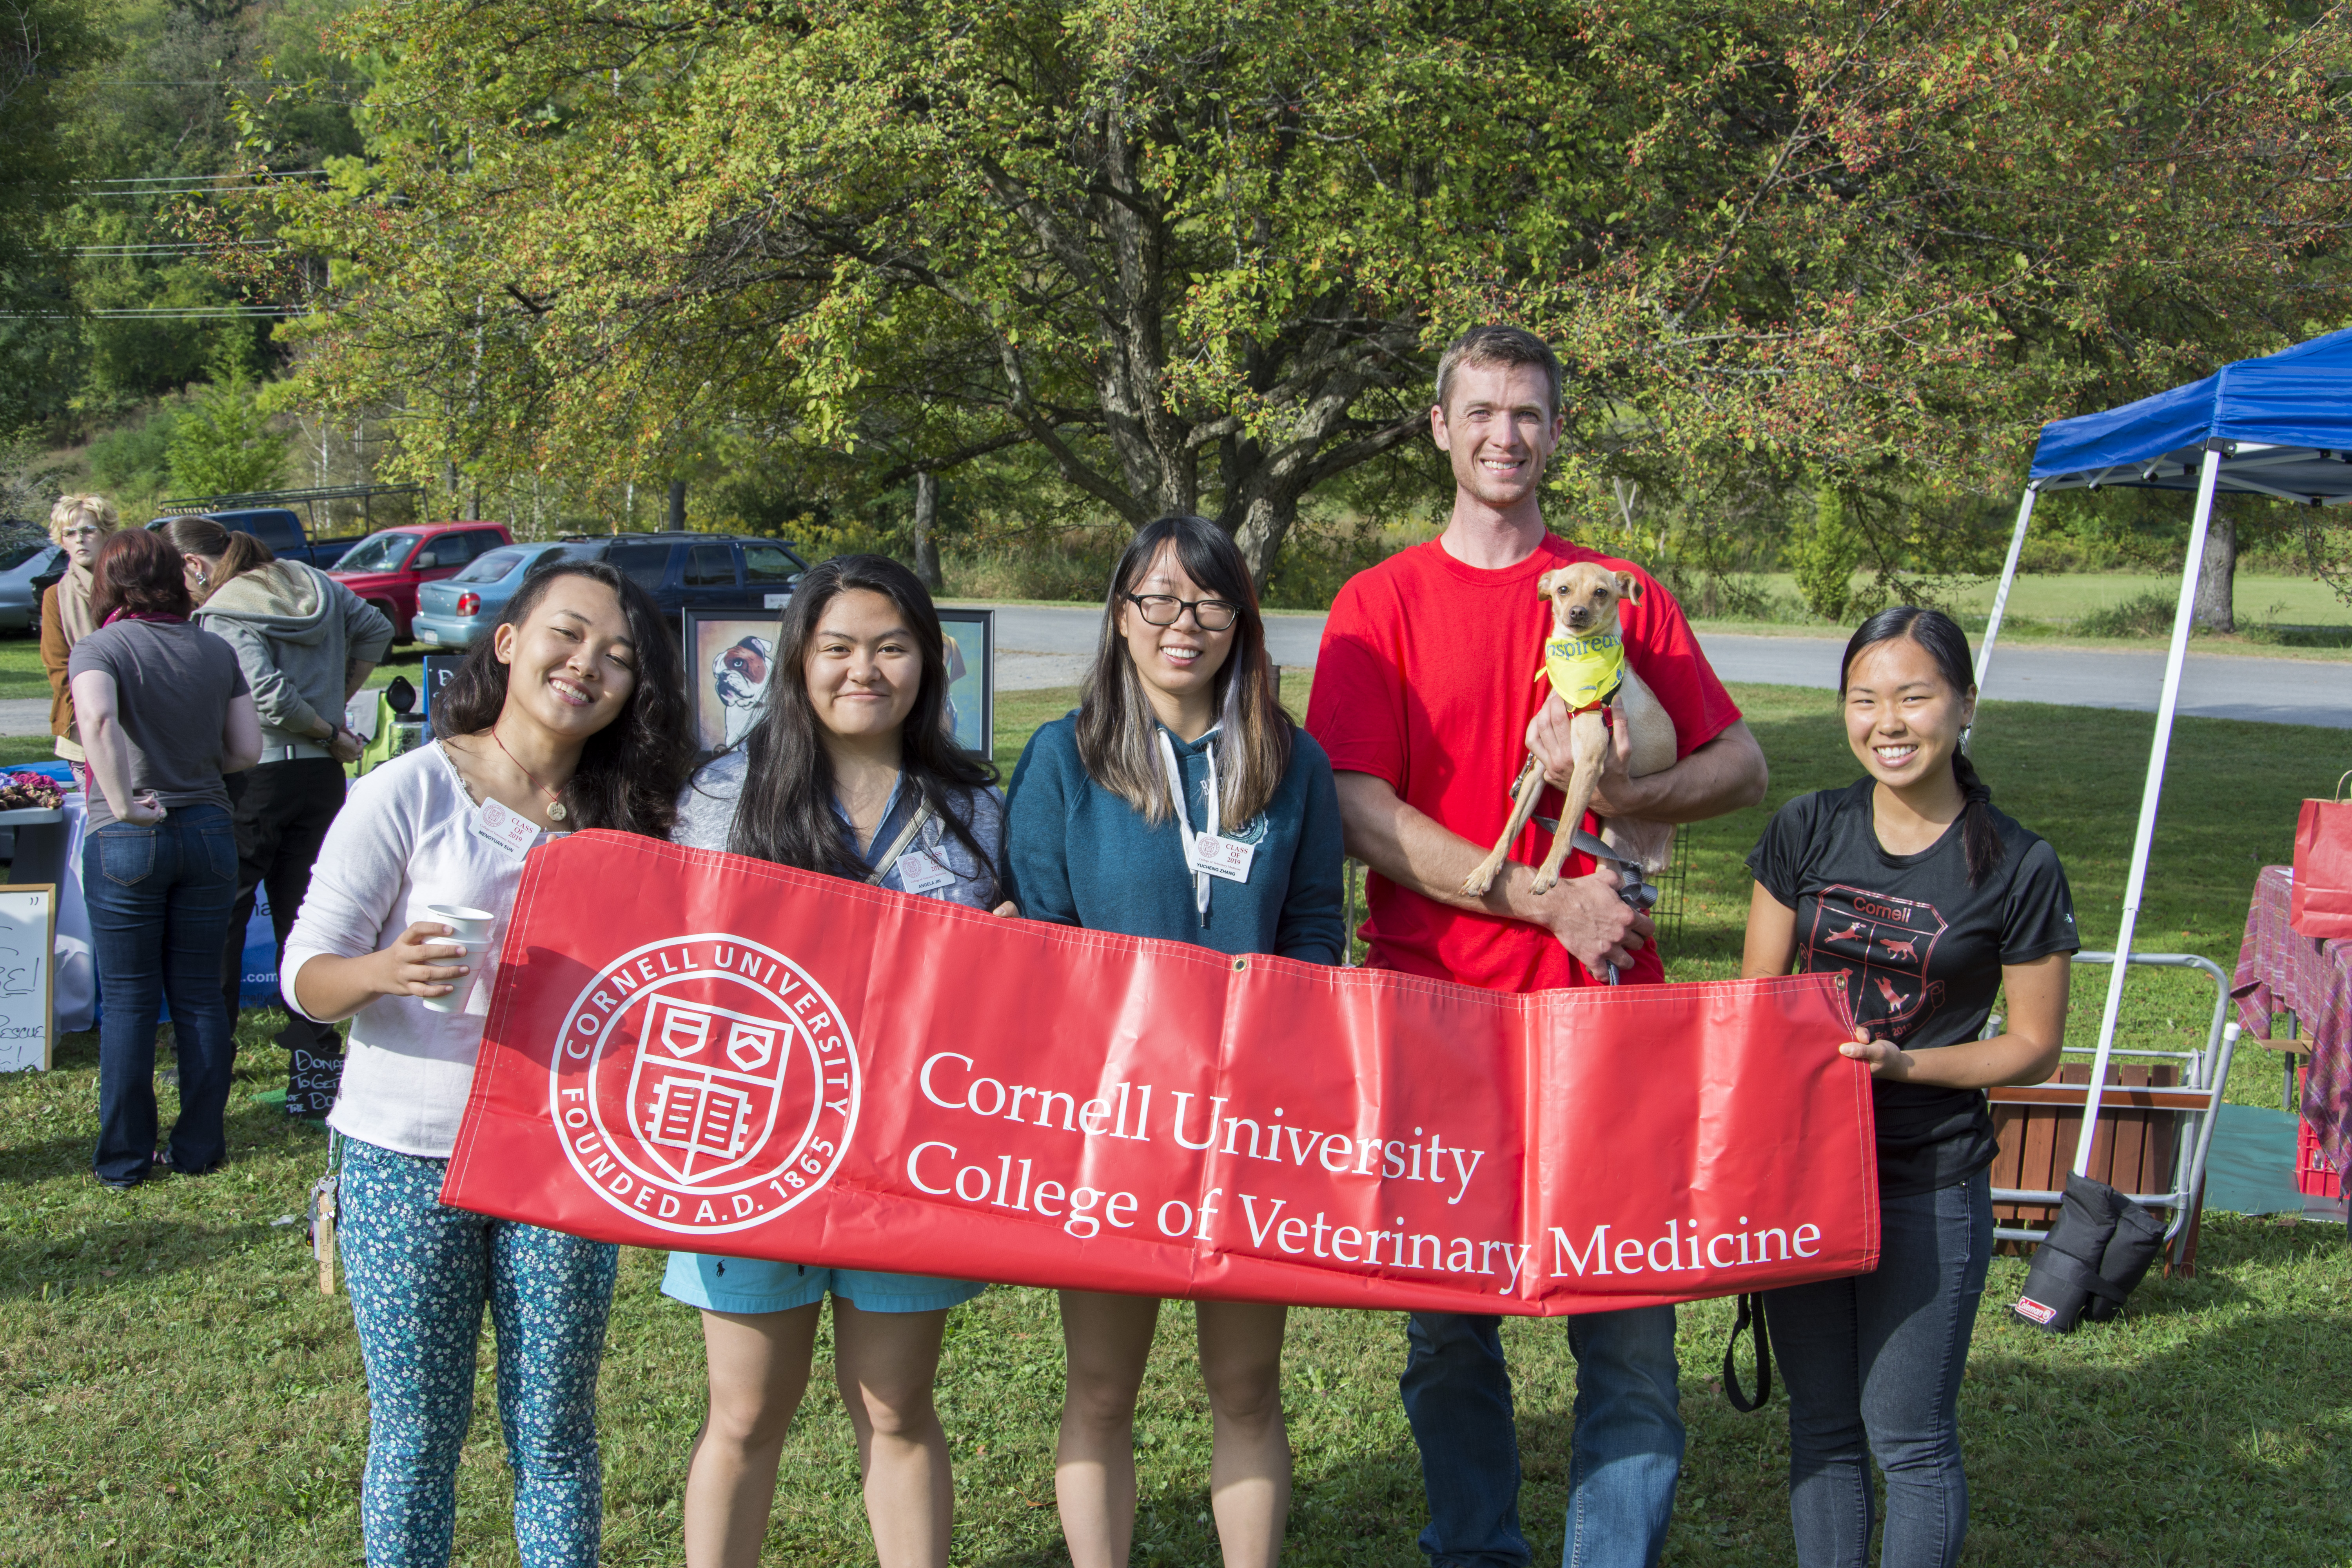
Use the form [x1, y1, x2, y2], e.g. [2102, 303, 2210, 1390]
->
[1536, 630, 1626, 714]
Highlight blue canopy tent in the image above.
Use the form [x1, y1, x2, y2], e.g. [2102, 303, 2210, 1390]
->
[1981, 327, 2352, 1195]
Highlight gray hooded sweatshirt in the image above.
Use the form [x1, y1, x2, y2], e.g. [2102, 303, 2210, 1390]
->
[194, 561, 396, 752]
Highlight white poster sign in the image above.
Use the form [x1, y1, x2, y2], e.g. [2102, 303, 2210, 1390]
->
[0, 884, 57, 1071]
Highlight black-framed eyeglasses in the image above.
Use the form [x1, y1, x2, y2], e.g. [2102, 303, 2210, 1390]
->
[1125, 592, 1239, 632]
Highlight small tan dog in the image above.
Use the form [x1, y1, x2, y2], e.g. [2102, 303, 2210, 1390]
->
[1461, 562, 1679, 897]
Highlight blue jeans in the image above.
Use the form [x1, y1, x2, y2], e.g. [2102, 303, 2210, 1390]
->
[1401, 1305, 1683, 1568]
[1762, 1170, 1993, 1568]
[339, 1136, 619, 1568]
[85, 804, 238, 1183]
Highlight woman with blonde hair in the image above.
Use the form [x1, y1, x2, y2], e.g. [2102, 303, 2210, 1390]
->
[40, 493, 120, 784]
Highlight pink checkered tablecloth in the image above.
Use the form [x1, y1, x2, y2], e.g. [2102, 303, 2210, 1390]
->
[2234, 864, 2352, 1179]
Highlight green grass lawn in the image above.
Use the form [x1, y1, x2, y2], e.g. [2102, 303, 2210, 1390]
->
[0, 677, 2347, 1566]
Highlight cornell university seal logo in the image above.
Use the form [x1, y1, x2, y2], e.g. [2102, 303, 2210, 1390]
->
[550, 935, 859, 1236]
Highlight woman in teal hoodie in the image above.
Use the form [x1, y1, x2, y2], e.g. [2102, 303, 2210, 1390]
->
[1005, 514, 1344, 1568]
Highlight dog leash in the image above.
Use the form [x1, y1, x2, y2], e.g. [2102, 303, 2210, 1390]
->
[1568, 828, 1658, 985]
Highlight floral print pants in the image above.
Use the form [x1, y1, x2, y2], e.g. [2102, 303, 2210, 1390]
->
[339, 1136, 619, 1568]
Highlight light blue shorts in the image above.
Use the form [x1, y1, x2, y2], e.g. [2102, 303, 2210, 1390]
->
[661, 1251, 985, 1316]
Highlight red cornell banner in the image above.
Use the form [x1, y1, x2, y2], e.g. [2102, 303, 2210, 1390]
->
[443, 833, 1879, 1314]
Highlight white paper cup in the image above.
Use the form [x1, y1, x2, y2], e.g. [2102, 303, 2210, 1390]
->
[419, 982, 474, 1015]
[419, 951, 484, 1014]
[418, 915, 492, 1013]
[424, 904, 495, 943]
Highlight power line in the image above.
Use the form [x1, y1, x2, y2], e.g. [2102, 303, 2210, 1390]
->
[72, 190, 312, 202]
[71, 241, 281, 250]
[0, 306, 314, 319]
[87, 306, 308, 317]
[76, 171, 327, 186]
[70, 244, 283, 255]
[87, 80, 369, 87]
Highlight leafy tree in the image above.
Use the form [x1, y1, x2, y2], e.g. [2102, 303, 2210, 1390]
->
[0, 0, 112, 428]
[0, 0, 376, 424]
[278, 0, 2352, 584]
[167, 361, 288, 496]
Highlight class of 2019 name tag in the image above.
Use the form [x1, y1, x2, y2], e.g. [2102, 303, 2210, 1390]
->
[474, 796, 542, 862]
[1192, 833, 1255, 883]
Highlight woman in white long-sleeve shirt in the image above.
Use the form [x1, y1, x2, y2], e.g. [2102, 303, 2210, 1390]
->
[280, 561, 695, 1568]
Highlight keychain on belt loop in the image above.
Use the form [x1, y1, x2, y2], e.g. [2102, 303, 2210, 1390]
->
[1158, 729, 1220, 924]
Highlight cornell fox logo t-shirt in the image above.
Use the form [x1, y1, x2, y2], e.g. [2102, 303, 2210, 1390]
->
[1747, 777, 2080, 1196]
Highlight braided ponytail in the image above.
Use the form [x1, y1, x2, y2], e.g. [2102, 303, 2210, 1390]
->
[1949, 746, 2000, 887]
[1840, 604, 2005, 886]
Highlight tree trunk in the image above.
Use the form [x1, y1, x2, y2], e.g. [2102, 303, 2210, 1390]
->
[1228, 485, 1298, 596]
[2192, 503, 2235, 632]
[667, 479, 687, 532]
[911, 472, 944, 592]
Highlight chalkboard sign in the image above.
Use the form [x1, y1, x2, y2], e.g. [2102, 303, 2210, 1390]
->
[286, 1043, 343, 1119]
[0, 884, 56, 1072]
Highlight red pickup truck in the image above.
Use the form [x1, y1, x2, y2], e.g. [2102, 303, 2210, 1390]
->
[328, 520, 514, 643]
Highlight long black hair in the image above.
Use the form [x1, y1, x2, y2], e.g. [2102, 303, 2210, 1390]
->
[1074, 515, 1291, 831]
[433, 559, 694, 839]
[722, 553, 1001, 891]
[1840, 605, 2000, 885]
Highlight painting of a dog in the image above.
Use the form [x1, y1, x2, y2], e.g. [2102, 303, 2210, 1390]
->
[712, 635, 775, 746]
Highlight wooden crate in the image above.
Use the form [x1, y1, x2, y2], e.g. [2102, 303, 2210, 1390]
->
[1987, 1063, 2202, 1276]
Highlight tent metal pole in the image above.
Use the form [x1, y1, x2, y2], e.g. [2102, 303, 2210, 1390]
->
[2071, 446, 2221, 1180]
[1973, 485, 2038, 739]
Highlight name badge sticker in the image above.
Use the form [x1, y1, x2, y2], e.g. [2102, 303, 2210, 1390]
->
[1193, 833, 1255, 884]
[894, 849, 957, 897]
[474, 797, 541, 862]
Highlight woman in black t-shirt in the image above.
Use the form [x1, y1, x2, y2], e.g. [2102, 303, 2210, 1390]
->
[1742, 606, 2076, 1568]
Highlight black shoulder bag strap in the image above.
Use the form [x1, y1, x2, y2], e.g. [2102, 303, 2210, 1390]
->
[1720, 1292, 1774, 1412]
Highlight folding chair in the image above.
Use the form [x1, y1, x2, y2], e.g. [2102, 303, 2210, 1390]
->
[1988, 950, 2240, 1276]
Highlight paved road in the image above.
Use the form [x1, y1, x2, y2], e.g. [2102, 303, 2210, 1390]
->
[958, 603, 2350, 728]
[16, 609, 2319, 738]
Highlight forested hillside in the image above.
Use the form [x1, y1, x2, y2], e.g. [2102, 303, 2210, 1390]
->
[4, 0, 2352, 617]
[2, 0, 370, 518]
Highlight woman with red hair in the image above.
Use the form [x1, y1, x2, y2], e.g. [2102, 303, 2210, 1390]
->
[69, 529, 262, 1189]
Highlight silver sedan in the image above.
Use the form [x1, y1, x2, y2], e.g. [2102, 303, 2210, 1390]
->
[0, 535, 64, 634]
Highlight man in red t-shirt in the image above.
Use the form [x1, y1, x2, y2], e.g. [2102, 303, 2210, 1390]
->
[1306, 325, 1768, 1568]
